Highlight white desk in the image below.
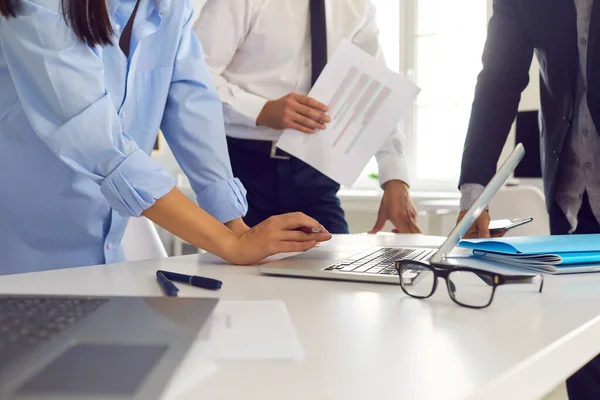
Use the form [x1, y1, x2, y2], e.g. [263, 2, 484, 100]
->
[1, 234, 600, 400]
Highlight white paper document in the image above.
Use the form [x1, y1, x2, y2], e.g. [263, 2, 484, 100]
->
[276, 39, 420, 187]
[198, 300, 304, 361]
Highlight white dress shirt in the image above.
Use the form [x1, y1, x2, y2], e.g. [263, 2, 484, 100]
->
[194, 0, 409, 186]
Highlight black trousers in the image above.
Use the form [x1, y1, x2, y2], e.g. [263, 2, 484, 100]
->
[549, 192, 600, 399]
[227, 138, 350, 234]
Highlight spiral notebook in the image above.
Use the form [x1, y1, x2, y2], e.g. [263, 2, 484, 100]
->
[458, 234, 600, 274]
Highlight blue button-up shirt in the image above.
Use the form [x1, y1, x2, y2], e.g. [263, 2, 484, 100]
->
[0, 0, 248, 275]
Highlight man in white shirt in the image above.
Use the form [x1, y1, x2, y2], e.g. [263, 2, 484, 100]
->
[194, 0, 420, 234]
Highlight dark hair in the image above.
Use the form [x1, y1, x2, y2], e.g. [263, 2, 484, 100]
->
[0, 0, 114, 46]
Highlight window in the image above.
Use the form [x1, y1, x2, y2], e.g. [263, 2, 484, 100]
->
[354, 0, 489, 191]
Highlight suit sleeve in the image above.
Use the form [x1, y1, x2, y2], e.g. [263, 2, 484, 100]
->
[458, 0, 534, 188]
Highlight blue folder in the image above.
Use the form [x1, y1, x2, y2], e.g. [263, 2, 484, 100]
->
[458, 234, 600, 267]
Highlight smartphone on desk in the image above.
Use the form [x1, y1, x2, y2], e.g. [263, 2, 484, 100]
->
[488, 217, 533, 233]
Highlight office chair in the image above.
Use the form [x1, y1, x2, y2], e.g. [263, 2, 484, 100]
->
[122, 217, 168, 262]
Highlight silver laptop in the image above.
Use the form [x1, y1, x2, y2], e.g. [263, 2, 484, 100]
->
[0, 295, 218, 400]
[260, 143, 526, 284]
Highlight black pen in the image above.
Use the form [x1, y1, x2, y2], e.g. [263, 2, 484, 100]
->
[157, 270, 223, 291]
[156, 271, 179, 297]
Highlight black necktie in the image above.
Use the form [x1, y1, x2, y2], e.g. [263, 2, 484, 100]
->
[310, 0, 328, 86]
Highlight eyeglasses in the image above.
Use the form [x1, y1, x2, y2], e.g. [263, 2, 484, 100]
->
[395, 260, 544, 309]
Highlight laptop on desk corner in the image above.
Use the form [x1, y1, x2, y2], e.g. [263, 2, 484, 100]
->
[0, 295, 217, 400]
[259, 143, 526, 284]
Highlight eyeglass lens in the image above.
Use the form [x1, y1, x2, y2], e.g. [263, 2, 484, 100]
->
[400, 264, 435, 298]
[447, 270, 495, 307]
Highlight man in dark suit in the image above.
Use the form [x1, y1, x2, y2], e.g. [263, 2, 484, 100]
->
[457, 0, 600, 398]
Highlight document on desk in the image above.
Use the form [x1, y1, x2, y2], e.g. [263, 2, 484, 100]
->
[199, 300, 304, 361]
[276, 39, 420, 187]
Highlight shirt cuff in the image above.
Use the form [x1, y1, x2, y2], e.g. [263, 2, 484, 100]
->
[196, 177, 248, 223]
[100, 150, 177, 217]
[223, 90, 269, 128]
[376, 153, 410, 187]
[460, 183, 486, 211]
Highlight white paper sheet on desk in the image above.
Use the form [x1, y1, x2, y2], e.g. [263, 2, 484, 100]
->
[198, 300, 304, 361]
[276, 39, 420, 187]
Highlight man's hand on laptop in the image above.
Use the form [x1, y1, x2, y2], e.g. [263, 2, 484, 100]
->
[457, 210, 506, 239]
[370, 180, 421, 234]
[257, 92, 331, 134]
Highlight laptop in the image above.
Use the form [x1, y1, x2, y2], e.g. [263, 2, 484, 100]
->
[260, 143, 526, 284]
[0, 295, 218, 400]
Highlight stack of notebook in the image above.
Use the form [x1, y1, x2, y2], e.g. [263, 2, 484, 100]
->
[458, 234, 600, 274]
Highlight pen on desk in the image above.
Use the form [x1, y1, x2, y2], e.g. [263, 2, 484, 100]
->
[156, 271, 179, 297]
[158, 270, 223, 291]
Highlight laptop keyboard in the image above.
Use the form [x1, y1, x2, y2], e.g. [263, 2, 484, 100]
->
[0, 296, 109, 370]
[323, 247, 435, 275]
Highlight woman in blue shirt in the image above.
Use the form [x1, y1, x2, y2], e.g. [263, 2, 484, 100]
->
[0, 0, 331, 275]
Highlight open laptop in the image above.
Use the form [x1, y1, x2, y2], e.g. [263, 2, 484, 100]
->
[0, 295, 217, 400]
[260, 143, 526, 284]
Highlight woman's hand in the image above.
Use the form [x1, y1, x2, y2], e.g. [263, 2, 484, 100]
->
[226, 212, 332, 265]
[143, 189, 331, 266]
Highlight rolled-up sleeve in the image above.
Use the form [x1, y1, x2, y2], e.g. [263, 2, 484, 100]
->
[100, 150, 176, 216]
[160, 1, 248, 223]
[0, 0, 176, 217]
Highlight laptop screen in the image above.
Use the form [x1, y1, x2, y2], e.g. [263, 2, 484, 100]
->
[429, 143, 526, 264]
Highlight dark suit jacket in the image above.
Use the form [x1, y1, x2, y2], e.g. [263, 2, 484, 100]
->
[459, 0, 600, 211]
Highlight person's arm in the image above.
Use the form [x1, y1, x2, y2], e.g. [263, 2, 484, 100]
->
[193, 0, 267, 128]
[353, 2, 419, 234]
[457, 0, 534, 238]
[143, 188, 330, 264]
[459, 0, 534, 188]
[161, 1, 248, 232]
[194, 0, 330, 134]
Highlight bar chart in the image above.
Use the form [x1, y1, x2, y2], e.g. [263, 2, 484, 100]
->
[277, 39, 420, 187]
[323, 67, 394, 154]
